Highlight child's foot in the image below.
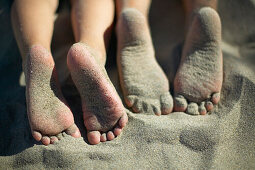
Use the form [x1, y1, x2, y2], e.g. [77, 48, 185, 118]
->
[67, 43, 128, 145]
[173, 7, 223, 115]
[26, 45, 81, 145]
[117, 8, 173, 115]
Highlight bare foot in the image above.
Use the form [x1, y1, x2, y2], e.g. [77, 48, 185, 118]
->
[117, 8, 173, 115]
[25, 45, 81, 145]
[67, 43, 128, 145]
[173, 7, 223, 115]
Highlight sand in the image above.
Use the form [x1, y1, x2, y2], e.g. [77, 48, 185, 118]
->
[1, 0, 255, 169]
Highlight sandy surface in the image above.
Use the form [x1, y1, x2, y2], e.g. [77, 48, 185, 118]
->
[1, 0, 255, 169]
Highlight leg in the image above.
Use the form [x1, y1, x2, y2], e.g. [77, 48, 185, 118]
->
[173, 0, 223, 115]
[116, 0, 173, 115]
[67, 0, 128, 145]
[11, 0, 81, 145]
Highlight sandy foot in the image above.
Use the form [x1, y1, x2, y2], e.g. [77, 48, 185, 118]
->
[25, 45, 81, 145]
[117, 8, 173, 115]
[174, 7, 223, 115]
[67, 43, 128, 145]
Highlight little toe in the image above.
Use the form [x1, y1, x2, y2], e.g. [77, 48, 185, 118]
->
[100, 133, 107, 142]
[32, 131, 42, 141]
[152, 105, 161, 116]
[174, 95, 188, 112]
[186, 103, 200, 115]
[41, 136, 50, 145]
[211, 92, 220, 104]
[198, 102, 207, 115]
[65, 124, 81, 138]
[205, 101, 214, 112]
[87, 131, 101, 145]
[107, 131, 115, 141]
[50, 136, 58, 144]
[160, 92, 173, 115]
[125, 95, 138, 108]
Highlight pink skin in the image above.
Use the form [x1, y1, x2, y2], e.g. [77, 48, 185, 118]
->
[67, 43, 128, 145]
[26, 45, 81, 145]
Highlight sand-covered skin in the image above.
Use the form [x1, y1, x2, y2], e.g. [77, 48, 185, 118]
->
[25, 45, 81, 145]
[67, 43, 128, 145]
[1, 0, 255, 169]
[117, 9, 173, 115]
[174, 7, 223, 115]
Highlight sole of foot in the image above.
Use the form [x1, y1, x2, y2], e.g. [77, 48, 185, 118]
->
[117, 8, 173, 115]
[26, 45, 81, 145]
[173, 7, 223, 115]
[67, 43, 128, 145]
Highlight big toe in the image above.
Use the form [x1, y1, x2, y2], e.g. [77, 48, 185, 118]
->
[32, 131, 42, 141]
[65, 124, 81, 138]
[87, 131, 101, 145]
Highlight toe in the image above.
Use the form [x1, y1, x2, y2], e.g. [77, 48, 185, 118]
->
[56, 133, 64, 140]
[114, 126, 122, 136]
[107, 131, 115, 141]
[50, 136, 58, 144]
[87, 131, 101, 145]
[100, 133, 107, 142]
[174, 95, 188, 112]
[151, 105, 161, 116]
[32, 131, 42, 141]
[141, 100, 151, 113]
[160, 92, 173, 115]
[205, 101, 214, 112]
[125, 95, 138, 107]
[211, 92, 220, 104]
[41, 136, 50, 145]
[198, 102, 207, 115]
[132, 99, 143, 113]
[118, 112, 128, 128]
[65, 124, 81, 138]
[186, 103, 200, 115]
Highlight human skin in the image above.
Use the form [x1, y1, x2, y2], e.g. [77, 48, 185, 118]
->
[173, 0, 223, 115]
[11, 0, 81, 145]
[10, 0, 223, 145]
[116, 0, 174, 115]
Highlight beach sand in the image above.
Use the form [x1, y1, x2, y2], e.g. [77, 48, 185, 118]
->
[0, 0, 255, 169]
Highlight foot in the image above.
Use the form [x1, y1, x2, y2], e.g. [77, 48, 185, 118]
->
[117, 8, 173, 115]
[25, 45, 81, 145]
[67, 43, 128, 145]
[173, 7, 223, 115]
